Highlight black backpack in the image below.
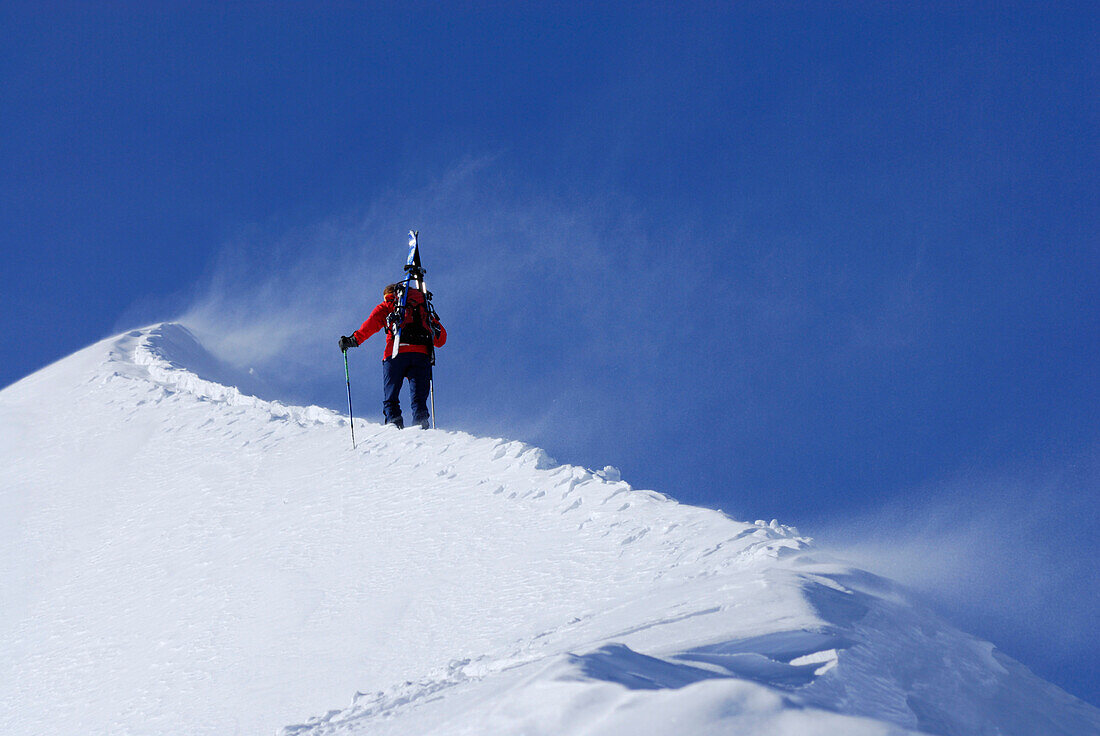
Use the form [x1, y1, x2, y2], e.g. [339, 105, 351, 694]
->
[392, 286, 434, 348]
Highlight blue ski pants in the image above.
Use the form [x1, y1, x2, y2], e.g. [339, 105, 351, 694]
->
[382, 352, 432, 429]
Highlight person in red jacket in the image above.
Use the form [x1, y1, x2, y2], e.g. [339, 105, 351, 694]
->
[339, 283, 447, 429]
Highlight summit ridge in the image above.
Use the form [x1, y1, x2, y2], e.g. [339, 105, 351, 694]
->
[1, 324, 1097, 736]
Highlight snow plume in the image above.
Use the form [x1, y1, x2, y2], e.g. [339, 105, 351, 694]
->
[172, 155, 940, 481]
[177, 157, 687, 445]
[817, 451, 1100, 702]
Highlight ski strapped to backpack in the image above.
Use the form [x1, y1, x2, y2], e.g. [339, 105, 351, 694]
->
[387, 230, 441, 364]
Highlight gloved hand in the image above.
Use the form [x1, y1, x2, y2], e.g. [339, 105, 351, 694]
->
[339, 335, 358, 351]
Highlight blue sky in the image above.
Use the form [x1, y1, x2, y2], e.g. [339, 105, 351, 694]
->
[3, 2, 1097, 707]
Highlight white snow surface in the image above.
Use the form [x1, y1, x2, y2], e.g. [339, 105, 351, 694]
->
[2, 323, 1097, 736]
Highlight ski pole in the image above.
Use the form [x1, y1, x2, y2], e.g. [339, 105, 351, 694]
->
[429, 379, 436, 429]
[343, 349, 356, 449]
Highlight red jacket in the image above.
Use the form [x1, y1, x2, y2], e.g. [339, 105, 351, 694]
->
[353, 293, 447, 361]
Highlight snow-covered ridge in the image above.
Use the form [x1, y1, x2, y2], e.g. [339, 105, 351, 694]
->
[123, 323, 339, 427]
[3, 324, 1098, 736]
[121, 323, 813, 568]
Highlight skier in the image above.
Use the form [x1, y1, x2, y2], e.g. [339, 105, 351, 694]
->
[339, 282, 446, 430]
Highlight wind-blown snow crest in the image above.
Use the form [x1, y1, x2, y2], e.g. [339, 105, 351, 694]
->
[1, 324, 1097, 736]
[127, 323, 336, 426]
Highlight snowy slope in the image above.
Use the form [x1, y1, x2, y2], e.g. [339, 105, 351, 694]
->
[2, 324, 1097, 736]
